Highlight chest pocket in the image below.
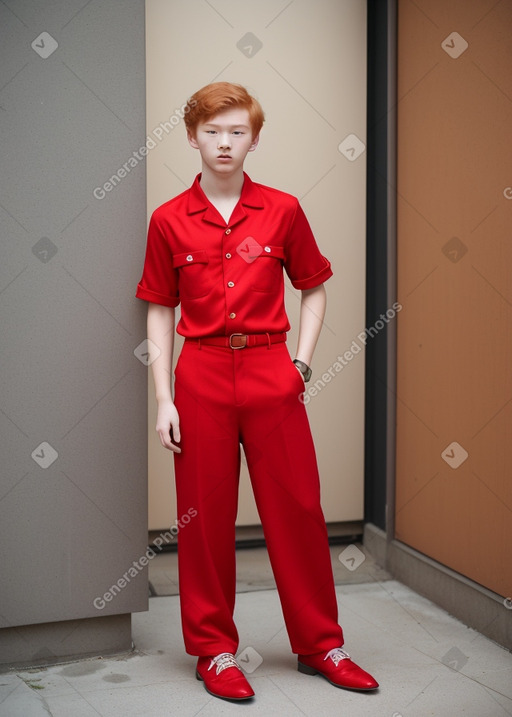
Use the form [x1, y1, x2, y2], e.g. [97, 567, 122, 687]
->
[251, 245, 285, 293]
[173, 250, 213, 299]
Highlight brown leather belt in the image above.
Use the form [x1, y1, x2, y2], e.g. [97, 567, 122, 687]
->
[185, 332, 287, 349]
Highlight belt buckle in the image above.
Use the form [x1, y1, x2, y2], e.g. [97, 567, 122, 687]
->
[229, 333, 247, 349]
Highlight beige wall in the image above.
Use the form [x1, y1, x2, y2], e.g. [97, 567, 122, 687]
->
[145, 0, 367, 529]
[395, 0, 512, 597]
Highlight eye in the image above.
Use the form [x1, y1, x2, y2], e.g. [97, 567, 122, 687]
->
[232, 131, 244, 136]
[205, 130, 217, 135]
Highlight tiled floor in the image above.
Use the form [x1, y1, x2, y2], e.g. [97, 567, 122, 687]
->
[2, 546, 512, 716]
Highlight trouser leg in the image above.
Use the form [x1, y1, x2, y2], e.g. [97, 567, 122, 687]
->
[238, 343, 344, 654]
[173, 343, 241, 656]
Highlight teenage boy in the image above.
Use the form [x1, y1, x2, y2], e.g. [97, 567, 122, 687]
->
[136, 82, 378, 702]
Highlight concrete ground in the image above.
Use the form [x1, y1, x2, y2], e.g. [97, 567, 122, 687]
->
[1, 545, 511, 716]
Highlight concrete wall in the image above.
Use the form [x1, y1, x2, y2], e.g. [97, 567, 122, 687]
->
[0, 0, 148, 667]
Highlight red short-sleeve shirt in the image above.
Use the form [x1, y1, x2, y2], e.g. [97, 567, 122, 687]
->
[136, 172, 333, 337]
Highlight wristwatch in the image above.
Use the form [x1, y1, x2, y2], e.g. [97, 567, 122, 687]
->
[293, 359, 312, 383]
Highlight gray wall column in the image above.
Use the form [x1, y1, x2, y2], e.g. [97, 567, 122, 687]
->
[0, 0, 148, 668]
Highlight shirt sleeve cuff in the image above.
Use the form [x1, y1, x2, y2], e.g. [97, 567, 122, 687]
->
[135, 284, 180, 307]
[290, 261, 333, 290]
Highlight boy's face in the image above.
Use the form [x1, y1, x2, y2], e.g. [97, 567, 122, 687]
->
[187, 108, 259, 176]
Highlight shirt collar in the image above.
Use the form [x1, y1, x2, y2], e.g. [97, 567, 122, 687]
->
[187, 172, 264, 216]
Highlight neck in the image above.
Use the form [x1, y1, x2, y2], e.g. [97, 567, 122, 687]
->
[199, 165, 245, 200]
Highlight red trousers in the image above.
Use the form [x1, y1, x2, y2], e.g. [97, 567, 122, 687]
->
[173, 339, 344, 657]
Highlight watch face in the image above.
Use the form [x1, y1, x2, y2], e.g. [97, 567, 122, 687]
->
[294, 360, 312, 382]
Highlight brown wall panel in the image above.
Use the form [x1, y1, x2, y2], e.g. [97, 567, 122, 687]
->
[395, 0, 512, 597]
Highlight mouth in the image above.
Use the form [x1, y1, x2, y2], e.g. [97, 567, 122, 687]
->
[217, 154, 232, 159]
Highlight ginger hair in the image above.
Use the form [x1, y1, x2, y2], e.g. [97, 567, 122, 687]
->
[184, 82, 264, 137]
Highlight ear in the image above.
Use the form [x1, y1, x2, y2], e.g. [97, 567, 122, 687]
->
[248, 134, 260, 152]
[187, 131, 199, 149]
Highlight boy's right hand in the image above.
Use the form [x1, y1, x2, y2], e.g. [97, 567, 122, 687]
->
[156, 399, 181, 452]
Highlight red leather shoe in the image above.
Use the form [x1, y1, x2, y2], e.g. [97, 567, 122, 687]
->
[196, 652, 255, 701]
[298, 647, 379, 691]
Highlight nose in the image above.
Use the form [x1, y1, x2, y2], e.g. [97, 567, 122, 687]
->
[218, 133, 231, 150]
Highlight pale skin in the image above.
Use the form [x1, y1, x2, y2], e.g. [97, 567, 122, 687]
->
[148, 108, 327, 452]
